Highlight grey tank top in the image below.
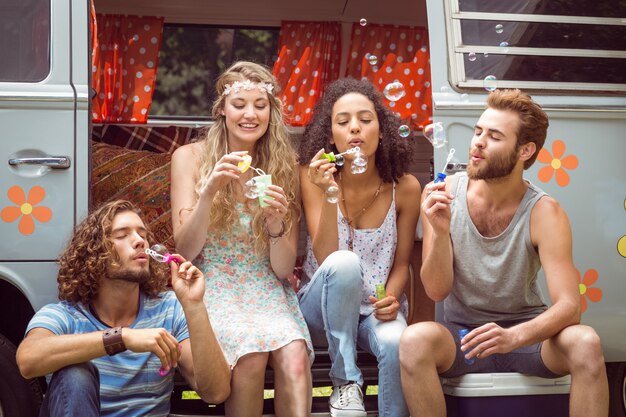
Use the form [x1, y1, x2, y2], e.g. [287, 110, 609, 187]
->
[444, 173, 548, 326]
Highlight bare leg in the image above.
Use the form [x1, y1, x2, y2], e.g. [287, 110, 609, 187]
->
[270, 340, 312, 417]
[400, 321, 457, 417]
[541, 324, 608, 417]
[225, 352, 269, 417]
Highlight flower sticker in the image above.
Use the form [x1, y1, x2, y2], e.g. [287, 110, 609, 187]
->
[1, 185, 52, 235]
[536, 140, 579, 187]
[578, 268, 602, 313]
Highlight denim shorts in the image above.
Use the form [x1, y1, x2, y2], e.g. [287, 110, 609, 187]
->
[439, 320, 563, 379]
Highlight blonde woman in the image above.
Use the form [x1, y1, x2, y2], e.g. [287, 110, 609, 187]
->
[171, 61, 312, 417]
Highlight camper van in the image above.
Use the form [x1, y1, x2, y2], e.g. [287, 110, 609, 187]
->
[0, 0, 624, 416]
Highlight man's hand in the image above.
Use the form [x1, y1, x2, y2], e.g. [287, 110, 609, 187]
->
[460, 322, 521, 360]
[170, 257, 205, 305]
[123, 328, 182, 372]
[368, 292, 400, 321]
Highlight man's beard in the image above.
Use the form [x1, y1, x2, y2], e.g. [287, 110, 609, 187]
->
[467, 147, 519, 180]
[108, 267, 151, 284]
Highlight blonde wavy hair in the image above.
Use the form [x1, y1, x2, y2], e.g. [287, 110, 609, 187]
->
[194, 61, 299, 254]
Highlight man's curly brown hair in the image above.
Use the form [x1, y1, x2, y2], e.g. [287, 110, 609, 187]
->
[298, 78, 414, 183]
[57, 200, 169, 304]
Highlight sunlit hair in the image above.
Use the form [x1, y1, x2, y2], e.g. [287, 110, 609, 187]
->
[487, 89, 549, 169]
[298, 78, 413, 183]
[57, 200, 168, 304]
[194, 61, 298, 254]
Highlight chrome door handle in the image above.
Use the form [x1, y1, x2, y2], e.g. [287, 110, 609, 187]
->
[9, 157, 71, 169]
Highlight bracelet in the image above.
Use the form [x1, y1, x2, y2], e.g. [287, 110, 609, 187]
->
[265, 218, 286, 239]
[103, 327, 126, 356]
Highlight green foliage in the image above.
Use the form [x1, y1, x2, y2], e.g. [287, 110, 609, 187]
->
[150, 25, 279, 117]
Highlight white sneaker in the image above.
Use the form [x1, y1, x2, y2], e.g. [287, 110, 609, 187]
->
[329, 382, 367, 417]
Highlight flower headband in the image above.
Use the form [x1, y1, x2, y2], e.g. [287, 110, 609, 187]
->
[222, 79, 275, 96]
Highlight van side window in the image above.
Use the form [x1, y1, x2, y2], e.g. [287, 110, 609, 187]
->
[0, 0, 50, 82]
[150, 24, 279, 118]
[445, 0, 626, 93]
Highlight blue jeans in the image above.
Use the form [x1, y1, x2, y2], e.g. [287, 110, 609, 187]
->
[40, 362, 100, 417]
[298, 250, 409, 417]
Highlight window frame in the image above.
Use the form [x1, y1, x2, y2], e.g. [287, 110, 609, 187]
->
[444, 0, 626, 94]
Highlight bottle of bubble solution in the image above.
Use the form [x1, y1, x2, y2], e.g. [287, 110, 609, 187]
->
[458, 328, 475, 365]
[375, 284, 386, 300]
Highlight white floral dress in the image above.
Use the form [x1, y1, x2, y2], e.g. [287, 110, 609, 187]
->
[194, 206, 313, 366]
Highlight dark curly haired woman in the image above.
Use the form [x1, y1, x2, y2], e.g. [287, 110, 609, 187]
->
[297, 77, 421, 417]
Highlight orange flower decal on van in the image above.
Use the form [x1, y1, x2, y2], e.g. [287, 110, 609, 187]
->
[578, 268, 602, 313]
[1, 186, 52, 235]
[536, 140, 578, 187]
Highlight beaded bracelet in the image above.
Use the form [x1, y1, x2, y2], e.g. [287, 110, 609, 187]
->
[265, 218, 286, 239]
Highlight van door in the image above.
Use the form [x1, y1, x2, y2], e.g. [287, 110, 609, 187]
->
[0, 0, 89, 265]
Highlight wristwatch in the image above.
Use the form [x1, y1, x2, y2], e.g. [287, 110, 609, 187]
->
[102, 327, 126, 356]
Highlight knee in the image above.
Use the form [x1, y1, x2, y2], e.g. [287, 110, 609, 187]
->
[49, 362, 99, 395]
[323, 251, 362, 290]
[277, 343, 311, 381]
[567, 326, 605, 373]
[399, 322, 440, 365]
[236, 353, 269, 378]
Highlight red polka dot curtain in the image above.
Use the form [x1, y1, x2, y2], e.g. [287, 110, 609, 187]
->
[92, 14, 164, 124]
[345, 24, 432, 130]
[272, 22, 342, 126]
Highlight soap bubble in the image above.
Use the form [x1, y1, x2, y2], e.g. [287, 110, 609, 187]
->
[483, 75, 498, 92]
[326, 183, 339, 203]
[383, 82, 406, 101]
[440, 86, 450, 94]
[367, 54, 378, 65]
[460, 93, 469, 102]
[483, 52, 489, 58]
[360, 18, 367, 26]
[499, 41, 510, 52]
[398, 125, 411, 138]
[495, 24, 504, 34]
[423, 122, 447, 149]
[244, 179, 259, 199]
[146, 244, 169, 262]
[468, 52, 476, 62]
[351, 152, 368, 174]
[334, 154, 345, 167]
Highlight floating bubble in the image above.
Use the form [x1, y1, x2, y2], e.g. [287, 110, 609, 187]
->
[244, 179, 259, 199]
[423, 122, 447, 149]
[495, 24, 504, 34]
[468, 52, 477, 62]
[360, 18, 367, 26]
[483, 75, 498, 92]
[367, 54, 378, 65]
[483, 52, 489, 58]
[398, 125, 411, 138]
[351, 152, 368, 174]
[334, 154, 345, 167]
[499, 41, 509, 48]
[383, 82, 406, 101]
[440, 86, 450, 94]
[460, 93, 469, 102]
[326, 183, 339, 203]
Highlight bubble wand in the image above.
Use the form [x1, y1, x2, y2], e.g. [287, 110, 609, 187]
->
[145, 244, 182, 265]
[144, 244, 183, 377]
[434, 148, 456, 183]
[320, 146, 362, 167]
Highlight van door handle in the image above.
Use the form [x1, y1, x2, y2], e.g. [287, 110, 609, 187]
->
[9, 157, 71, 169]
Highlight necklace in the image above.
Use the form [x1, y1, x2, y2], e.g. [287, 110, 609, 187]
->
[337, 173, 383, 251]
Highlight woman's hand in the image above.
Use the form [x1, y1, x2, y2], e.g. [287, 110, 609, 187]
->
[307, 148, 338, 192]
[369, 292, 400, 321]
[261, 184, 289, 234]
[199, 151, 249, 198]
